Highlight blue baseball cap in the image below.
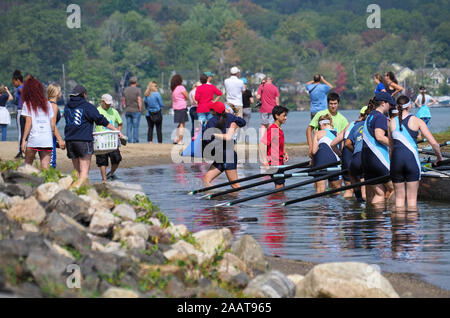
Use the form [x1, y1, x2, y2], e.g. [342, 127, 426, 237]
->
[375, 92, 395, 105]
[204, 72, 215, 77]
[241, 77, 248, 84]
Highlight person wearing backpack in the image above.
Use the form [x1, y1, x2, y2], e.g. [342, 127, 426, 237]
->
[305, 74, 334, 120]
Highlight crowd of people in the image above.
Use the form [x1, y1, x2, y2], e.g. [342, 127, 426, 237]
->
[0, 67, 444, 207]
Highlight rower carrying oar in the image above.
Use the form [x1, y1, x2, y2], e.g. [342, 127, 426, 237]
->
[281, 175, 391, 206]
[215, 169, 348, 207]
[188, 160, 311, 195]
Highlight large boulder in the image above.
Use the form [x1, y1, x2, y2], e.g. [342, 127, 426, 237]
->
[217, 252, 252, 282]
[89, 209, 115, 237]
[94, 181, 145, 202]
[112, 204, 136, 222]
[17, 164, 40, 176]
[231, 235, 267, 273]
[46, 190, 91, 223]
[58, 176, 73, 190]
[1, 183, 33, 198]
[167, 224, 189, 239]
[163, 240, 207, 265]
[244, 270, 296, 298]
[1, 170, 44, 187]
[193, 228, 233, 259]
[119, 223, 149, 241]
[298, 262, 399, 298]
[6, 196, 46, 225]
[35, 182, 63, 202]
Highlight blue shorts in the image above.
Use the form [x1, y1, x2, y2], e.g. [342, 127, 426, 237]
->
[390, 147, 421, 183]
[198, 112, 213, 125]
[212, 151, 238, 172]
[362, 148, 390, 180]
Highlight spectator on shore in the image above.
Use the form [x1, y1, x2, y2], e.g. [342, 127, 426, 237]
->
[20, 76, 55, 170]
[205, 72, 215, 84]
[171, 74, 189, 145]
[64, 85, 122, 189]
[256, 76, 280, 134]
[195, 74, 223, 126]
[122, 77, 142, 143]
[373, 74, 388, 94]
[305, 74, 334, 120]
[188, 81, 201, 138]
[12, 70, 24, 158]
[0, 85, 13, 141]
[224, 66, 245, 119]
[144, 81, 164, 144]
[95, 94, 123, 182]
[241, 78, 254, 142]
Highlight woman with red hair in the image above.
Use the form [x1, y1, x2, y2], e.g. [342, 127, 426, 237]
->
[20, 76, 55, 169]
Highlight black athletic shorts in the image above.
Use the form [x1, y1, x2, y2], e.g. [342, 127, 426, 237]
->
[66, 141, 94, 159]
[95, 149, 122, 167]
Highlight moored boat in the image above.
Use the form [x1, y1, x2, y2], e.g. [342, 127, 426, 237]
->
[419, 172, 450, 202]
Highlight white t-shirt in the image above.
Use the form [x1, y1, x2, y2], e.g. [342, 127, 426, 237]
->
[224, 76, 245, 106]
[21, 101, 54, 148]
[415, 94, 432, 106]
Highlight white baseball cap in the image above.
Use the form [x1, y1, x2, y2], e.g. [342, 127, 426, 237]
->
[101, 94, 113, 105]
[230, 66, 240, 75]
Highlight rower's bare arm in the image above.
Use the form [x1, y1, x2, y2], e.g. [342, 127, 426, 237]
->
[330, 130, 344, 156]
[344, 139, 354, 153]
[387, 122, 395, 159]
[214, 123, 237, 141]
[391, 82, 404, 95]
[258, 141, 269, 167]
[306, 125, 314, 158]
[312, 131, 320, 155]
[374, 128, 389, 147]
[417, 118, 443, 161]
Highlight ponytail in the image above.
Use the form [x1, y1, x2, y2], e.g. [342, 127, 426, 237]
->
[216, 112, 228, 131]
[396, 95, 410, 132]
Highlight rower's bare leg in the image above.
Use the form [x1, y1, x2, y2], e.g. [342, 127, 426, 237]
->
[315, 180, 327, 194]
[330, 179, 342, 195]
[203, 166, 223, 187]
[393, 182, 406, 208]
[385, 181, 395, 202]
[406, 181, 419, 208]
[343, 180, 353, 198]
[225, 169, 241, 189]
[369, 183, 386, 205]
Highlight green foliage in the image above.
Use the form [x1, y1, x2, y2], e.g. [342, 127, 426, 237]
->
[39, 168, 63, 183]
[0, 160, 22, 172]
[74, 185, 90, 196]
[63, 246, 83, 262]
[138, 268, 171, 292]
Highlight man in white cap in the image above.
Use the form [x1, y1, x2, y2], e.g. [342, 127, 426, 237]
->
[95, 94, 123, 182]
[224, 66, 245, 118]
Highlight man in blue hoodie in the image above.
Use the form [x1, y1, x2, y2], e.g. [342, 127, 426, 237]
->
[64, 85, 123, 188]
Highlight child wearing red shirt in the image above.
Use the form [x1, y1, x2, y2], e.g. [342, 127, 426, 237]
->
[260, 106, 289, 189]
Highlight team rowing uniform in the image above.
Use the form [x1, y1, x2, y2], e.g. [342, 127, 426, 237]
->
[390, 115, 421, 183]
[347, 121, 364, 177]
[342, 121, 356, 182]
[314, 128, 341, 181]
[362, 110, 390, 180]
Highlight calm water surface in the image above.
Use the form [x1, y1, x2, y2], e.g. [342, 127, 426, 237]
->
[89, 161, 450, 290]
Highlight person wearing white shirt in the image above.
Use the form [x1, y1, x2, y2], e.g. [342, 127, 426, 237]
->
[224, 66, 245, 118]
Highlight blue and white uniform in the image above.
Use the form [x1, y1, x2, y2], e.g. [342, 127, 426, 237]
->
[314, 128, 340, 181]
[390, 115, 421, 183]
[348, 121, 364, 177]
[362, 110, 390, 179]
[342, 121, 356, 182]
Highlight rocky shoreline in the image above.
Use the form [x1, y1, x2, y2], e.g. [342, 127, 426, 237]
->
[0, 160, 425, 298]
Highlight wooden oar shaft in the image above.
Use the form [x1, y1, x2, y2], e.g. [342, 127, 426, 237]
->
[207, 161, 341, 199]
[222, 170, 348, 207]
[189, 160, 310, 195]
[282, 175, 390, 206]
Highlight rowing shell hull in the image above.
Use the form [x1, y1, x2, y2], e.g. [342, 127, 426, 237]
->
[418, 172, 450, 202]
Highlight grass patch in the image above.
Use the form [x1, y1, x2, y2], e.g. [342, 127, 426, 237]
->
[39, 168, 63, 183]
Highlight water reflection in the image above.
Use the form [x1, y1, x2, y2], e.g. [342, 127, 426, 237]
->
[193, 206, 241, 235]
[390, 208, 420, 261]
[260, 193, 288, 257]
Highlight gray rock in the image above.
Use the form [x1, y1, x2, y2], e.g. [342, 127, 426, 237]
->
[193, 228, 233, 259]
[0, 173, 4, 186]
[6, 196, 46, 225]
[244, 270, 296, 298]
[46, 190, 91, 223]
[41, 211, 91, 254]
[58, 176, 73, 190]
[0, 267, 6, 290]
[0, 192, 11, 207]
[147, 225, 172, 244]
[17, 164, 41, 176]
[231, 235, 268, 273]
[1, 183, 33, 198]
[103, 287, 139, 298]
[89, 209, 115, 236]
[1, 170, 44, 187]
[122, 235, 146, 250]
[119, 223, 149, 241]
[164, 277, 193, 298]
[35, 182, 63, 202]
[112, 204, 136, 222]
[230, 272, 251, 289]
[93, 181, 145, 202]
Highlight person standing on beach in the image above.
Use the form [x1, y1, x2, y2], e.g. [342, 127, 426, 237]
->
[195, 74, 223, 126]
[0, 85, 13, 141]
[256, 76, 279, 134]
[12, 70, 24, 158]
[307, 92, 349, 159]
[144, 81, 164, 144]
[414, 86, 437, 132]
[95, 94, 123, 182]
[171, 74, 189, 145]
[64, 85, 123, 189]
[46, 83, 66, 168]
[224, 67, 245, 119]
[122, 77, 142, 143]
[305, 74, 334, 120]
[20, 76, 55, 170]
[373, 74, 388, 94]
[241, 78, 254, 142]
[188, 82, 201, 138]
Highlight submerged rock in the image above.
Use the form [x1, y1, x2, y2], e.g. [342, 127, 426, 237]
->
[244, 270, 296, 298]
[298, 262, 399, 298]
[231, 235, 268, 273]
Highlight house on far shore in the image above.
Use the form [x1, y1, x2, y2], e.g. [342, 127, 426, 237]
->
[391, 63, 415, 83]
[414, 65, 450, 91]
